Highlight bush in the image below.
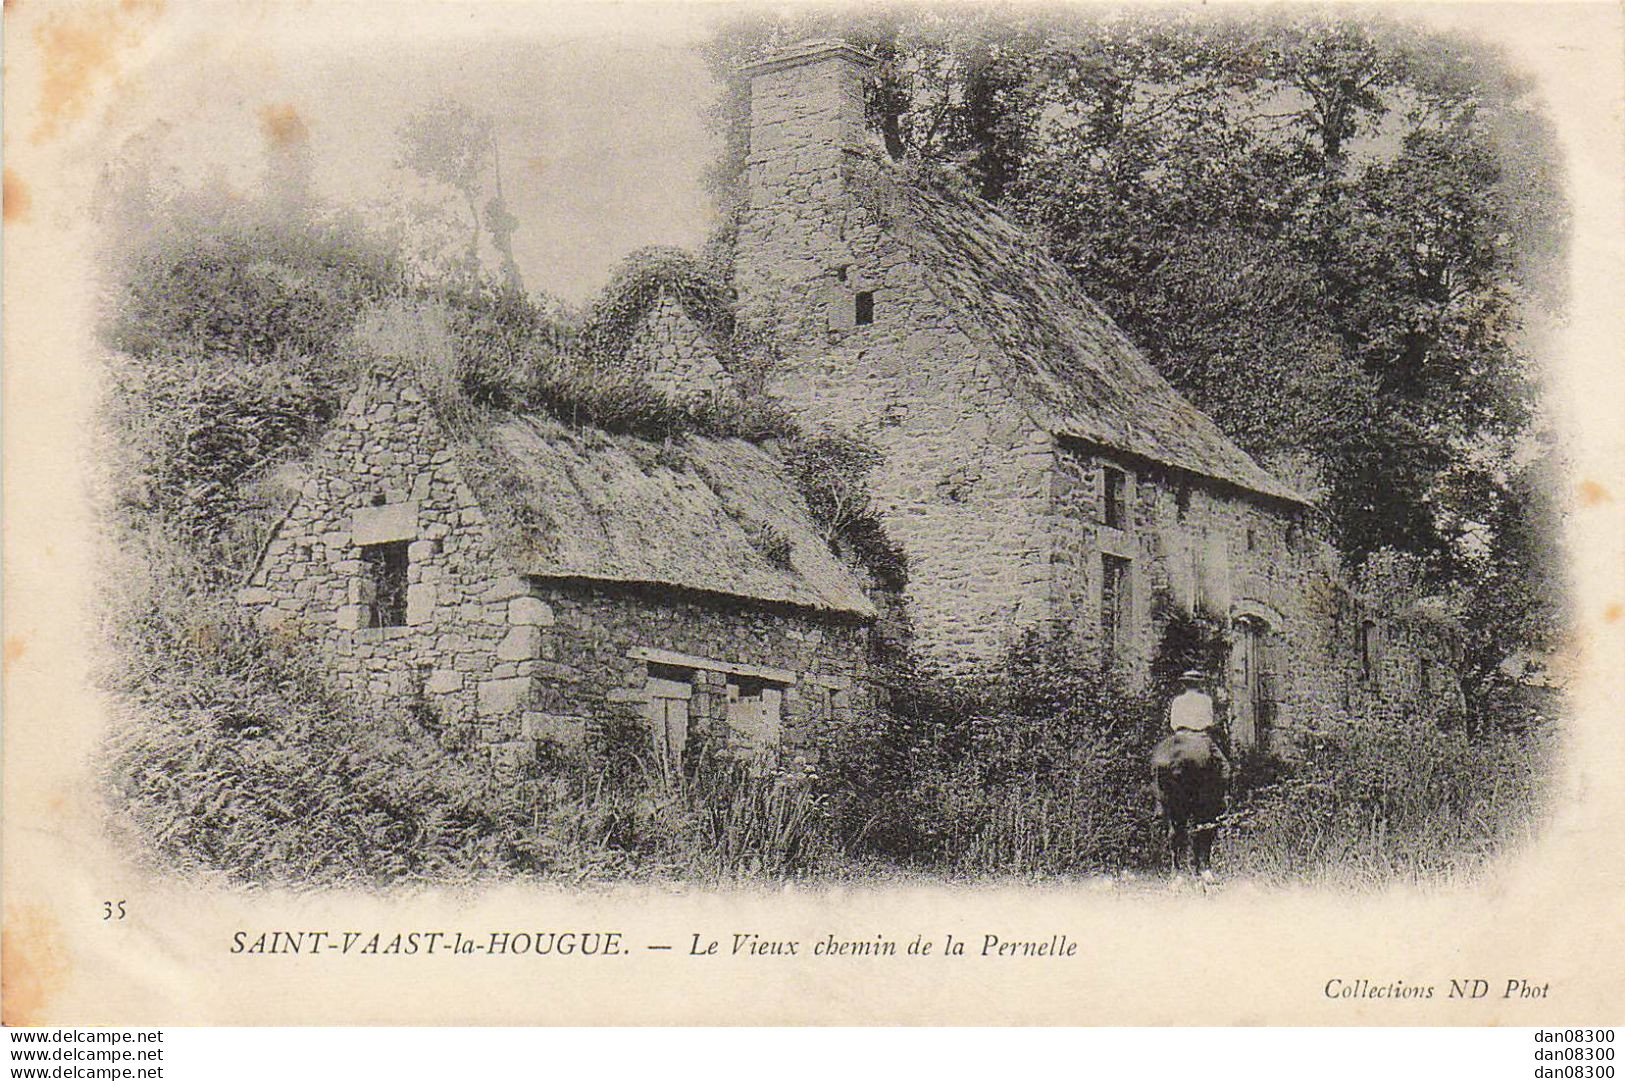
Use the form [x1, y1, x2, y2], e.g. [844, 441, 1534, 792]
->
[780, 431, 908, 591]
[102, 595, 536, 886]
[813, 632, 1164, 875]
[1223, 708, 1550, 885]
[442, 289, 796, 445]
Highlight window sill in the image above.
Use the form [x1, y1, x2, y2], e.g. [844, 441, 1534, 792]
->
[354, 626, 412, 643]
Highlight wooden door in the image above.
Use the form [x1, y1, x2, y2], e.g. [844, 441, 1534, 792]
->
[1232, 618, 1263, 750]
[645, 676, 691, 780]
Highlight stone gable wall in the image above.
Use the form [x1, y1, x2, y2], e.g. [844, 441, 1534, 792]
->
[625, 291, 734, 403]
[742, 187, 1056, 666]
[240, 375, 523, 740]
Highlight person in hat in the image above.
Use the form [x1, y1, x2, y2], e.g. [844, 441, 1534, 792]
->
[1169, 669, 1217, 732]
[1151, 669, 1232, 877]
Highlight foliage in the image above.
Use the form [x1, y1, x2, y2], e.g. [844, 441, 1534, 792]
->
[1224, 708, 1550, 884]
[703, 7, 1567, 680]
[813, 632, 1162, 874]
[102, 593, 550, 886]
[681, 755, 831, 878]
[580, 246, 738, 363]
[396, 100, 526, 294]
[779, 430, 908, 591]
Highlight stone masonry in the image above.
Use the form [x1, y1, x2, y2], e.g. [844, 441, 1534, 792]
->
[241, 373, 870, 768]
[738, 45, 1055, 665]
[731, 40, 1459, 750]
[624, 289, 736, 403]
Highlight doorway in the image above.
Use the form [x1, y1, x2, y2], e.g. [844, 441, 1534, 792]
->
[644, 671, 692, 782]
[1230, 616, 1271, 751]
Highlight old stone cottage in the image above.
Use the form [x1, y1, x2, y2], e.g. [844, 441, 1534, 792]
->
[727, 40, 1458, 747]
[239, 316, 874, 770]
[241, 40, 1458, 767]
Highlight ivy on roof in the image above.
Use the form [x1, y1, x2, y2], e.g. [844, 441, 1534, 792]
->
[579, 246, 738, 366]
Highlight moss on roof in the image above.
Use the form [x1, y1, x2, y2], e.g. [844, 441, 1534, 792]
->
[448, 407, 875, 619]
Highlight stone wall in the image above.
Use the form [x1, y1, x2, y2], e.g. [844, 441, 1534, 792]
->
[625, 290, 734, 403]
[240, 375, 520, 737]
[508, 579, 870, 768]
[738, 52, 1055, 667]
[241, 374, 870, 768]
[1048, 442, 1461, 750]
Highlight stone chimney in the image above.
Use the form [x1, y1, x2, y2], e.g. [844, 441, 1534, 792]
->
[735, 41, 877, 332]
[742, 40, 875, 208]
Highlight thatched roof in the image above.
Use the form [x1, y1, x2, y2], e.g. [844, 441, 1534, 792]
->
[855, 160, 1308, 505]
[454, 410, 875, 619]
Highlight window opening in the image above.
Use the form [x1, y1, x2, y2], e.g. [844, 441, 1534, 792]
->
[1101, 554, 1132, 660]
[1103, 466, 1128, 529]
[1360, 620, 1379, 682]
[854, 290, 875, 325]
[361, 541, 409, 627]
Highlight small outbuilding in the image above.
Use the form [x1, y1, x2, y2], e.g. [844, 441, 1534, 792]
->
[240, 341, 874, 772]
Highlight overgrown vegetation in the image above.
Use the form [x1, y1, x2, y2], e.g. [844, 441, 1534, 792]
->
[780, 432, 909, 592]
[704, 7, 1569, 719]
[95, 16, 1557, 888]
[812, 633, 1164, 875]
[1223, 712, 1551, 885]
[427, 255, 795, 444]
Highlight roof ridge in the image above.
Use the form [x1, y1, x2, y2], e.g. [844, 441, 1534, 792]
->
[849, 155, 1308, 506]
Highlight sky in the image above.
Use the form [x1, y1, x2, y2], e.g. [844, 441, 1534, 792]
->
[66, 0, 1614, 315]
[96, 2, 727, 303]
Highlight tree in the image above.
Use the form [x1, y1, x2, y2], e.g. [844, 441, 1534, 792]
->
[701, 8, 1567, 696]
[396, 101, 526, 295]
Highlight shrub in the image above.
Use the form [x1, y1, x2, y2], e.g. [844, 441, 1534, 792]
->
[780, 431, 908, 591]
[440, 287, 795, 444]
[579, 246, 736, 361]
[813, 632, 1163, 875]
[1223, 708, 1550, 885]
[101, 594, 535, 886]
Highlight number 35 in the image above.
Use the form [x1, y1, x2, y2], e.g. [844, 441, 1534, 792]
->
[102, 900, 126, 921]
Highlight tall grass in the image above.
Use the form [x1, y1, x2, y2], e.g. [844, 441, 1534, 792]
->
[812, 634, 1166, 876]
[1222, 711, 1552, 885]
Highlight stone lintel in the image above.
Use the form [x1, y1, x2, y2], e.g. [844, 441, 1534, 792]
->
[628, 645, 795, 685]
[351, 501, 419, 546]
